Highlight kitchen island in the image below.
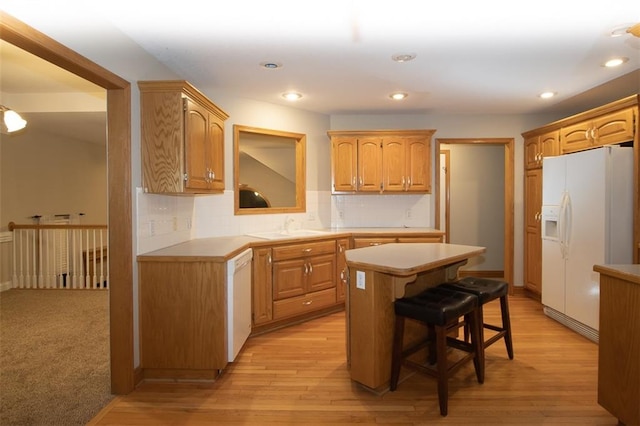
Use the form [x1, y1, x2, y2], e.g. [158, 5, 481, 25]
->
[345, 243, 486, 392]
[593, 264, 640, 426]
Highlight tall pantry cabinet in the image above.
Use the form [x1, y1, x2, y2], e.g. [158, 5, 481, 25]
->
[522, 130, 559, 295]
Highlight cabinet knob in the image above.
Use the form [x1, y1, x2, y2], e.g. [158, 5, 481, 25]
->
[302, 300, 313, 306]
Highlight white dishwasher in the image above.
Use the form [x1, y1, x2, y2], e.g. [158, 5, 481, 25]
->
[227, 248, 253, 362]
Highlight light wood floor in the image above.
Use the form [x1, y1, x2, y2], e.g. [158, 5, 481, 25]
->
[90, 295, 617, 425]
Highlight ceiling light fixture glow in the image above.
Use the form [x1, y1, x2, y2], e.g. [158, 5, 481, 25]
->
[603, 57, 628, 67]
[389, 92, 408, 100]
[539, 91, 556, 99]
[282, 92, 302, 101]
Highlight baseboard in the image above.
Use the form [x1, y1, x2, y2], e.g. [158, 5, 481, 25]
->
[0, 281, 12, 292]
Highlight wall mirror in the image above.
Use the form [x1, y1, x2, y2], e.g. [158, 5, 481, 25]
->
[234, 125, 306, 215]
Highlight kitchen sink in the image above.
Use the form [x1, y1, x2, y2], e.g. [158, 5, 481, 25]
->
[246, 229, 330, 240]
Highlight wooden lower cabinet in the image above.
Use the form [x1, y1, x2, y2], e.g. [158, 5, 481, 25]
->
[138, 260, 227, 380]
[252, 247, 273, 326]
[252, 238, 342, 334]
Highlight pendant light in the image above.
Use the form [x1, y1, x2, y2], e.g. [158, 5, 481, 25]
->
[0, 105, 28, 133]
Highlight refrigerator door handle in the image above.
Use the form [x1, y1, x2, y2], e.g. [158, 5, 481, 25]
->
[563, 192, 573, 258]
[558, 191, 569, 260]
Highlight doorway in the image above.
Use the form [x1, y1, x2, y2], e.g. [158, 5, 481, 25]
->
[435, 138, 514, 291]
[0, 12, 134, 393]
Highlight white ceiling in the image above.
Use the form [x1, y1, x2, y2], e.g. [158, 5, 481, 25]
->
[0, 0, 639, 135]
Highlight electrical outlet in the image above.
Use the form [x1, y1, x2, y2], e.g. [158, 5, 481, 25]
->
[356, 271, 366, 289]
[406, 209, 412, 219]
[148, 220, 155, 236]
[338, 210, 344, 219]
[172, 216, 178, 231]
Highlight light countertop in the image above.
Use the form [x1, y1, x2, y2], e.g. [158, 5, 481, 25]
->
[594, 264, 640, 285]
[138, 227, 444, 262]
[345, 242, 486, 276]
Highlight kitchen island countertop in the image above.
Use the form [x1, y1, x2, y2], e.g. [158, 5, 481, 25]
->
[593, 264, 640, 285]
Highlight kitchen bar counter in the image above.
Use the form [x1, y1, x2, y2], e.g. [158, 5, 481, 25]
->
[593, 264, 640, 426]
[345, 243, 486, 392]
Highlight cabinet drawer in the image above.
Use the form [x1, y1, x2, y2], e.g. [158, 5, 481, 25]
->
[352, 237, 396, 248]
[397, 236, 443, 243]
[272, 240, 336, 261]
[273, 288, 337, 320]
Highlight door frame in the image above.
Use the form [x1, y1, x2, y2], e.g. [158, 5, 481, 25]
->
[1, 12, 135, 394]
[435, 138, 514, 292]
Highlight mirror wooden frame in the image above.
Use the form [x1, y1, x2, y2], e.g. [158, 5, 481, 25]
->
[233, 124, 306, 215]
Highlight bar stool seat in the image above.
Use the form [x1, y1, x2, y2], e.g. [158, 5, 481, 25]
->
[390, 285, 484, 417]
[440, 277, 514, 360]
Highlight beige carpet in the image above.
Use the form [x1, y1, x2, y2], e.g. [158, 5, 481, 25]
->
[0, 289, 113, 425]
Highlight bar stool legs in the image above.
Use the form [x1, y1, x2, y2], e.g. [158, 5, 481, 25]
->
[390, 287, 484, 417]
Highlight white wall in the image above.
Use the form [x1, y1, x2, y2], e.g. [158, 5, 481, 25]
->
[1, 130, 107, 226]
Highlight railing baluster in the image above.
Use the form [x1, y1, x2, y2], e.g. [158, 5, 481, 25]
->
[7, 223, 108, 291]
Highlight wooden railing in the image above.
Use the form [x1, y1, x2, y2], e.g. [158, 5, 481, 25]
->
[8, 222, 108, 290]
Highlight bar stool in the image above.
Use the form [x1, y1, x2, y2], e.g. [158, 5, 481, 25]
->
[389, 285, 484, 417]
[440, 277, 514, 361]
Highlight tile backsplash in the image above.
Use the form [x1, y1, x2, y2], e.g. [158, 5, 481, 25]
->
[137, 188, 432, 254]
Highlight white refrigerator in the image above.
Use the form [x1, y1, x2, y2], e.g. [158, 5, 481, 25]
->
[541, 145, 633, 341]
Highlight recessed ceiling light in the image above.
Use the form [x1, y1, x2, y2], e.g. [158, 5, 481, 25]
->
[610, 25, 633, 37]
[282, 92, 302, 101]
[603, 57, 628, 68]
[539, 91, 556, 99]
[260, 61, 282, 69]
[392, 53, 416, 63]
[389, 92, 408, 100]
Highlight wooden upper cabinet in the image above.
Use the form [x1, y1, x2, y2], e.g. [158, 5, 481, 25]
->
[383, 135, 431, 192]
[139, 80, 229, 194]
[560, 107, 635, 154]
[357, 137, 383, 192]
[331, 137, 358, 192]
[328, 129, 435, 194]
[524, 130, 559, 169]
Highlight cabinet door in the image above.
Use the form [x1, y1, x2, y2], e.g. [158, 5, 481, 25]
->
[252, 247, 273, 325]
[524, 169, 542, 294]
[593, 107, 635, 146]
[540, 131, 559, 158]
[332, 137, 357, 192]
[524, 136, 541, 169]
[208, 115, 225, 191]
[524, 229, 541, 294]
[405, 136, 430, 192]
[560, 121, 591, 154]
[336, 238, 350, 302]
[307, 254, 336, 293]
[382, 137, 406, 192]
[273, 258, 306, 300]
[357, 137, 382, 192]
[184, 98, 210, 191]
